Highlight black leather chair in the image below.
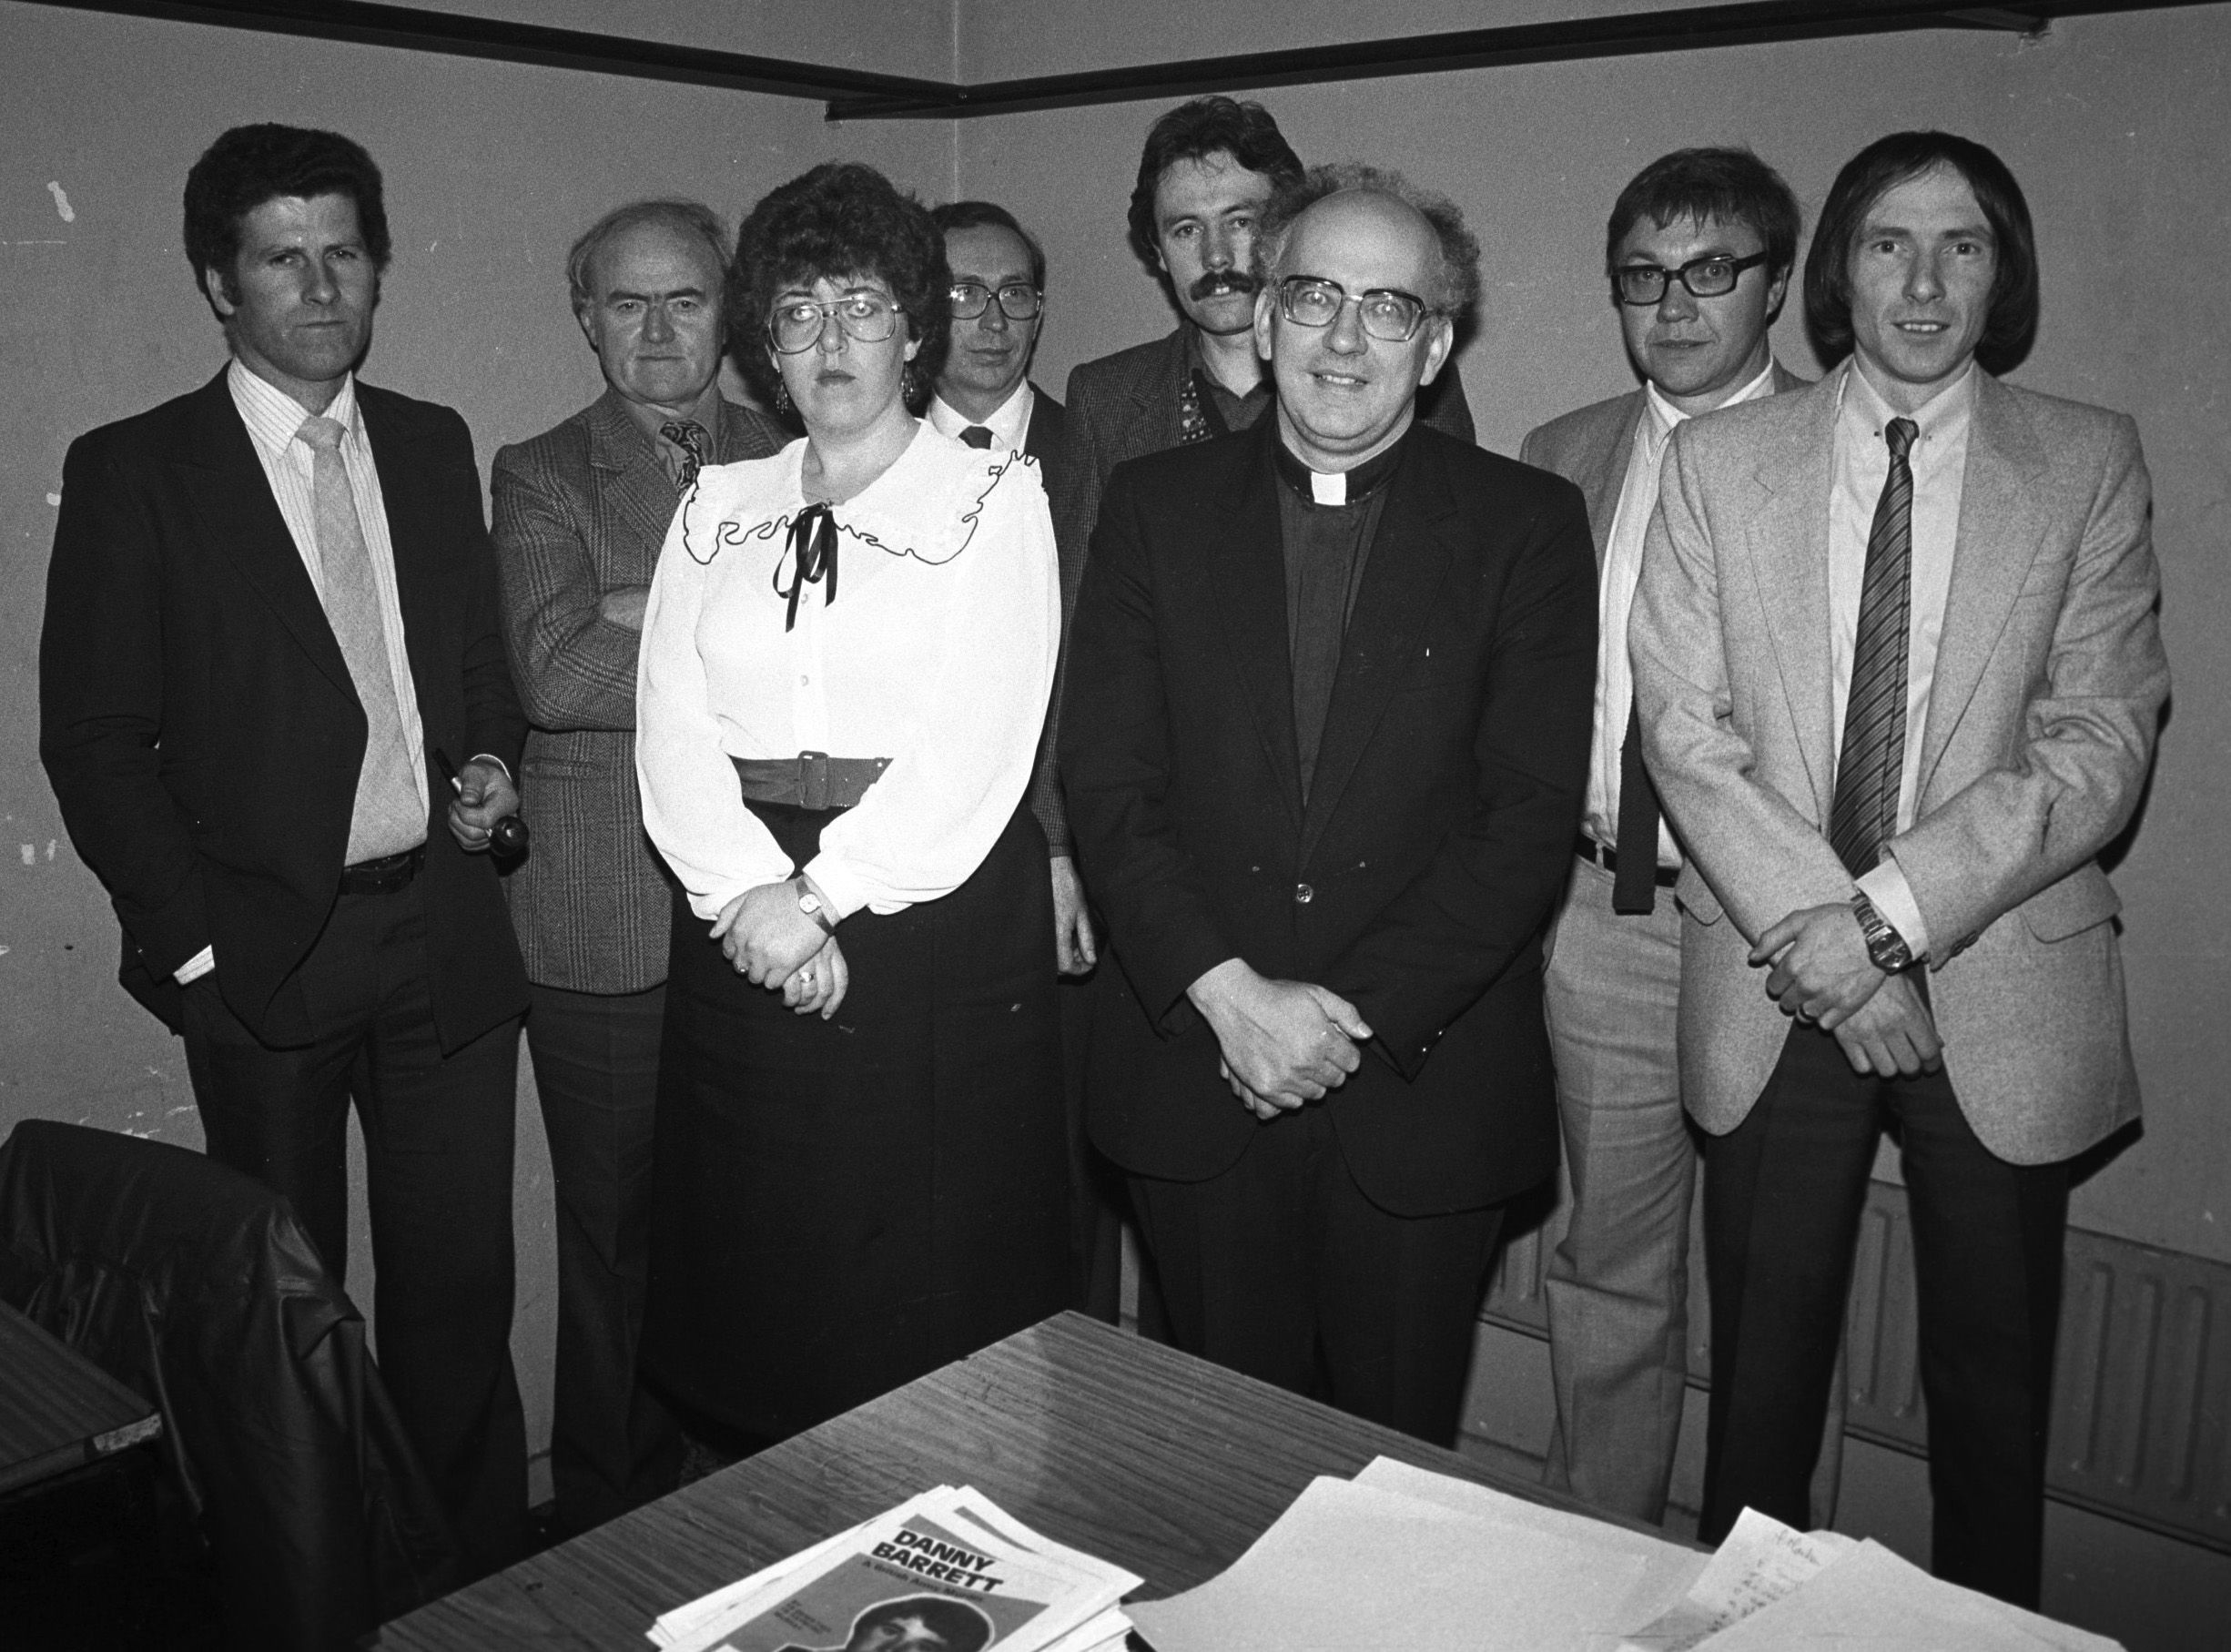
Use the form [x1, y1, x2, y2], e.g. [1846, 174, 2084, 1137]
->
[0, 1120, 461, 1650]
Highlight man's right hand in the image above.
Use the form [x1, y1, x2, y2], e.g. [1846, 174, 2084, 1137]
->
[1831, 972, 1944, 1077]
[1188, 958, 1371, 1113]
[600, 585, 650, 631]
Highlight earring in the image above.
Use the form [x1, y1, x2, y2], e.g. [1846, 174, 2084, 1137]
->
[774, 380, 793, 419]
[901, 362, 922, 408]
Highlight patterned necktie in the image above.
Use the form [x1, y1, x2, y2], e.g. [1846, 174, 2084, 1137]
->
[1828, 416, 1920, 877]
[297, 415, 424, 863]
[958, 424, 994, 450]
[660, 419, 708, 489]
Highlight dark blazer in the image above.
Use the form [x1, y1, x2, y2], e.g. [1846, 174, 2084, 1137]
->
[1021, 380, 1066, 492]
[491, 390, 787, 992]
[40, 369, 529, 1050]
[1060, 417, 1597, 1215]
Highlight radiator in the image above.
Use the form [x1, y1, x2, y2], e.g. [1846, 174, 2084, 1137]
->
[1479, 1178, 2231, 1556]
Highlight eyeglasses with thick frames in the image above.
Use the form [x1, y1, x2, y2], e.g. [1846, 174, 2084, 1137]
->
[1275, 277, 1433, 342]
[767, 291, 901, 354]
[949, 281, 1043, 321]
[1612, 251, 1771, 307]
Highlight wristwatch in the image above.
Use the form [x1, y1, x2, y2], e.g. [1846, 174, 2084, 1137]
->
[1851, 891, 1914, 973]
[794, 877, 836, 937]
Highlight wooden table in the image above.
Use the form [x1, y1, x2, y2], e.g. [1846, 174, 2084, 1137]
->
[0, 1297, 161, 1495]
[381, 1311, 1654, 1650]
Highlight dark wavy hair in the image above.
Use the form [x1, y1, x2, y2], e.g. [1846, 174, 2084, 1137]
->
[567, 198, 729, 324]
[1804, 130, 2039, 376]
[1127, 96, 1303, 269]
[1254, 164, 1482, 324]
[930, 199, 1046, 292]
[1605, 147, 1802, 281]
[732, 162, 949, 411]
[184, 124, 391, 306]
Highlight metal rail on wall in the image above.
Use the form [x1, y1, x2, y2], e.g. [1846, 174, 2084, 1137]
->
[30, 0, 2221, 119]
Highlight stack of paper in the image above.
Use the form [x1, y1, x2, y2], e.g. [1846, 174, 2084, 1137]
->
[649, 1485, 1141, 1652]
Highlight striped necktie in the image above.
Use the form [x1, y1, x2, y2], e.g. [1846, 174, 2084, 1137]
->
[1828, 416, 1919, 877]
[297, 414, 424, 863]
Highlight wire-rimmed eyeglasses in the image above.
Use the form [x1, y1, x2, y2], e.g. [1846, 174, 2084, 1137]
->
[767, 291, 901, 354]
[1274, 277, 1433, 342]
[949, 281, 1042, 322]
[1612, 251, 1771, 307]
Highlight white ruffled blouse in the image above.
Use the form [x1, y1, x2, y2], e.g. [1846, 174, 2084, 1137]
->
[636, 421, 1058, 923]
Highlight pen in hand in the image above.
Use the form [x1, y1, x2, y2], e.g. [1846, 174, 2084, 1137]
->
[434, 747, 530, 856]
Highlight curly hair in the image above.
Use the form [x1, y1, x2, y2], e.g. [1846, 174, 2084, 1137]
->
[732, 163, 949, 410]
[1127, 96, 1303, 269]
[1253, 163, 1481, 325]
[184, 124, 390, 304]
[1805, 130, 2039, 377]
[1605, 147, 1803, 282]
[566, 198, 729, 324]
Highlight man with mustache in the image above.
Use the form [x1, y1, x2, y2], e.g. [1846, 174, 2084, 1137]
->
[1630, 131, 2166, 1604]
[39, 123, 531, 1571]
[1518, 147, 1831, 1528]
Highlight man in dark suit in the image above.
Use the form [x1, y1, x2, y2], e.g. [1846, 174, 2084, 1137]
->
[39, 124, 530, 1570]
[1518, 147, 1824, 1526]
[490, 199, 786, 1535]
[1061, 166, 1596, 1444]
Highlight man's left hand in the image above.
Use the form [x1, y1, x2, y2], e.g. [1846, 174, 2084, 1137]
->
[712, 879, 826, 987]
[1751, 901, 1884, 1028]
[1050, 856, 1098, 977]
[447, 758, 520, 852]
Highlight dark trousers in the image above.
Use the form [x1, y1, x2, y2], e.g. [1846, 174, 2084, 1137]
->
[1701, 1019, 2069, 1607]
[179, 877, 528, 1577]
[1129, 1103, 1504, 1446]
[1060, 970, 1129, 1322]
[525, 981, 681, 1534]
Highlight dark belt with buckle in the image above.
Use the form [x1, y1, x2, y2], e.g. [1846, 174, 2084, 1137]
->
[1575, 834, 1680, 888]
[338, 844, 425, 895]
[733, 752, 892, 813]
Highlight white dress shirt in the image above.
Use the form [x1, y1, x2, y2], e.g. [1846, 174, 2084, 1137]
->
[636, 421, 1058, 925]
[175, 361, 430, 985]
[1830, 359, 1976, 960]
[1591, 360, 1780, 864]
[927, 379, 1035, 453]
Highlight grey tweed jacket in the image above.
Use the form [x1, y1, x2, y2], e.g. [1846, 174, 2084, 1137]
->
[491, 389, 787, 992]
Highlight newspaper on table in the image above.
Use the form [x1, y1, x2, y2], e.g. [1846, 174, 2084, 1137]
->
[649, 1484, 1140, 1652]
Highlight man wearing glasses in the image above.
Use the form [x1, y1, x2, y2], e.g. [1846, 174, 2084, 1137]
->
[928, 201, 1065, 482]
[1517, 148, 1823, 1529]
[1061, 167, 1594, 1443]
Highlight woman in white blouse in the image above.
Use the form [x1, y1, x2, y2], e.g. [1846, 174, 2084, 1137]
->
[634, 163, 1067, 1447]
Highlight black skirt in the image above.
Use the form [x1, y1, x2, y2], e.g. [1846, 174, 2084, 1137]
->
[642, 794, 1068, 1443]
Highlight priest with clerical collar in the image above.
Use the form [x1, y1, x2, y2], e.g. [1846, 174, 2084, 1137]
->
[1059, 164, 1597, 1444]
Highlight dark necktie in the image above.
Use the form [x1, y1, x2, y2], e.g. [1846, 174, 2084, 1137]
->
[660, 419, 708, 489]
[958, 424, 994, 450]
[1611, 700, 1663, 915]
[1828, 417, 1920, 877]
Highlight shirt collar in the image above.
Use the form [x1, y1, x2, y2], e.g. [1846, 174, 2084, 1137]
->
[1835, 355, 1976, 459]
[1273, 426, 1407, 507]
[1640, 355, 1780, 452]
[228, 358, 360, 454]
[618, 380, 725, 452]
[927, 379, 1033, 449]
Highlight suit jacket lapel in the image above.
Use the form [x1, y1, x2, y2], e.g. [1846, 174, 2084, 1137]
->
[1920, 371, 2047, 797]
[1128, 325, 1192, 455]
[1747, 377, 1841, 821]
[1207, 421, 1304, 832]
[1577, 394, 1643, 566]
[1299, 433, 1455, 866]
[177, 371, 356, 699]
[589, 390, 686, 558]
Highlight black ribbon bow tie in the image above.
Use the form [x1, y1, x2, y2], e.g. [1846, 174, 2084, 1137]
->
[778, 503, 839, 632]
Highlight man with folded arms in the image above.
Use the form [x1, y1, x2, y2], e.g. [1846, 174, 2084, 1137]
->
[1630, 131, 2166, 1604]
[1062, 166, 1594, 1443]
[40, 123, 531, 1570]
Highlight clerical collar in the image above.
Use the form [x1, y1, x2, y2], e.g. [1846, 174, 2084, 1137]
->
[1273, 431, 1406, 507]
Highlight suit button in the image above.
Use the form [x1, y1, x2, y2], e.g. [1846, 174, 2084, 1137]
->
[1294, 883, 1313, 904]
